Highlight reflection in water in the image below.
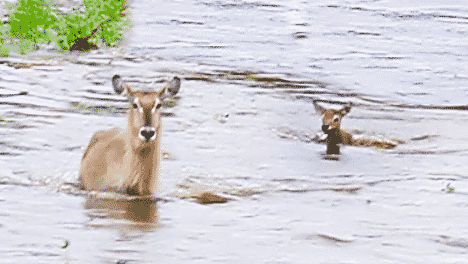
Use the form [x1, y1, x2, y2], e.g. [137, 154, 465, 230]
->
[2, 0, 468, 262]
[83, 195, 159, 229]
[321, 153, 340, 161]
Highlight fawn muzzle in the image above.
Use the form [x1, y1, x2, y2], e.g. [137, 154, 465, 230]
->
[322, 125, 340, 135]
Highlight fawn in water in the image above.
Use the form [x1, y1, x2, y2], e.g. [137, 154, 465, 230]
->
[313, 100, 352, 155]
[313, 100, 400, 155]
[79, 75, 181, 195]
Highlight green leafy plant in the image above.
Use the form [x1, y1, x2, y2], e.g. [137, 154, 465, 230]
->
[55, 0, 131, 51]
[0, 44, 10, 57]
[1, 0, 131, 53]
[0, 19, 11, 56]
[8, 0, 58, 44]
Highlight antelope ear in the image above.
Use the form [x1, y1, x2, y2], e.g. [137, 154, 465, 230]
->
[341, 103, 352, 116]
[166, 76, 181, 96]
[112, 75, 132, 95]
[313, 100, 325, 114]
[158, 76, 181, 98]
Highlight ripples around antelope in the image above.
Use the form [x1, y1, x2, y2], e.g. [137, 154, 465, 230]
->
[1, 0, 468, 263]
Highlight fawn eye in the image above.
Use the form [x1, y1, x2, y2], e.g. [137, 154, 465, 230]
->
[132, 103, 138, 109]
[333, 116, 340, 122]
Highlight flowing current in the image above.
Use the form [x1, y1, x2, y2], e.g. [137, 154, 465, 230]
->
[1, 0, 468, 263]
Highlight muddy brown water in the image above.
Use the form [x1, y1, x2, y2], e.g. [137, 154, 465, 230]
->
[1, 0, 468, 263]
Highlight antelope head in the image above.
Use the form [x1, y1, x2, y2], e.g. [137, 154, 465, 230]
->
[112, 75, 181, 153]
[313, 101, 351, 135]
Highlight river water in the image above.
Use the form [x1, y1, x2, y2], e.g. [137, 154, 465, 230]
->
[1, 0, 468, 263]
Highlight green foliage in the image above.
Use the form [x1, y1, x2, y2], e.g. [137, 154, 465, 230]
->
[55, 0, 131, 50]
[0, 45, 10, 57]
[0, 0, 131, 53]
[8, 0, 57, 43]
[0, 25, 10, 56]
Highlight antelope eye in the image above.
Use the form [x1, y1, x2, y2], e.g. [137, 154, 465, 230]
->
[154, 98, 162, 110]
[132, 103, 138, 109]
[155, 101, 163, 109]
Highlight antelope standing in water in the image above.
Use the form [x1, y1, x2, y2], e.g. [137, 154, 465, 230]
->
[79, 75, 181, 195]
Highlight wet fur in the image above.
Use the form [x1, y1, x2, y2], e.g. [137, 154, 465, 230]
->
[314, 101, 352, 154]
[313, 100, 399, 154]
[79, 75, 180, 195]
[324, 128, 353, 154]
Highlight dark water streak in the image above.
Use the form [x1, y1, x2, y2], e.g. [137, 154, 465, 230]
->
[0, 0, 468, 263]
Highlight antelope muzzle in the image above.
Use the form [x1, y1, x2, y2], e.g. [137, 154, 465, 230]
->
[139, 126, 157, 141]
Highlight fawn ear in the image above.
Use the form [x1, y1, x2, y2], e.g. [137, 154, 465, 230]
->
[341, 103, 352, 116]
[313, 100, 325, 114]
[112, 75, 133, 96]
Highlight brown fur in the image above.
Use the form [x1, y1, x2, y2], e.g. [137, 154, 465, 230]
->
[79, 75, 181, 195]
[314, 101, 352, 154]
[313, 100, 399, 154]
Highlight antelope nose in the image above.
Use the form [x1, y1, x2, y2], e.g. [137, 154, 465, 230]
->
[139, 127, 156, 141]
[322, 125, 329, 132]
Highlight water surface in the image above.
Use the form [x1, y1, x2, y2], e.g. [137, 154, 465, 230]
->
[1, 0, 468, 263]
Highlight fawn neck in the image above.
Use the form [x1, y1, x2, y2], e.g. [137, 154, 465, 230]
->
[325, 128, 343, 154]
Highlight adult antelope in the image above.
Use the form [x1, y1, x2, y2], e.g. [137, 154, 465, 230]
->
[79, 75, 181, 195]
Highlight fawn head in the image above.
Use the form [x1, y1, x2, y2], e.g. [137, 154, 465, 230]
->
[112, 75, 181, 150]
[313, 101, 351, 134]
